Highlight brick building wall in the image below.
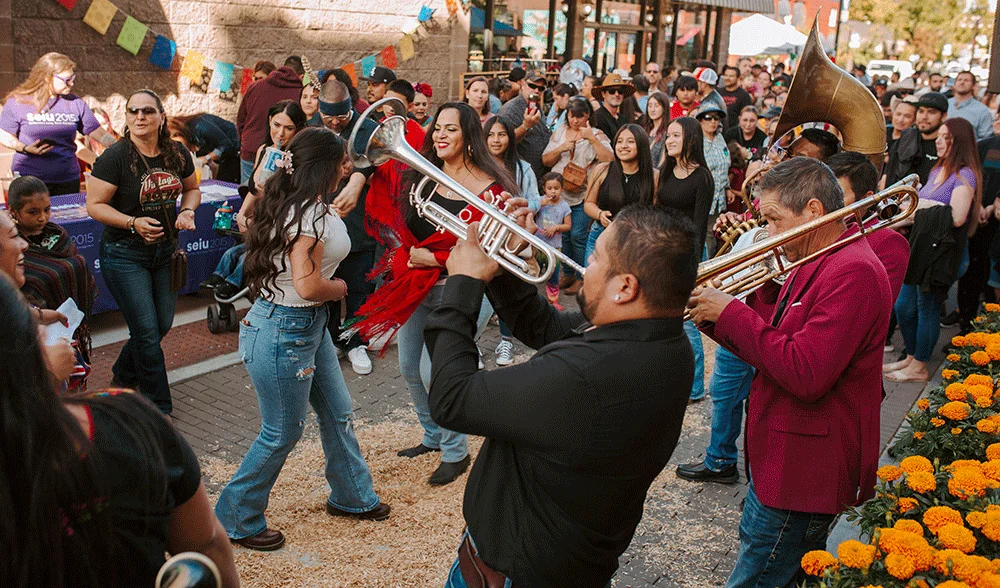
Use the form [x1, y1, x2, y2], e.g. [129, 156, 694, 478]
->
[2, 0, 470, 129]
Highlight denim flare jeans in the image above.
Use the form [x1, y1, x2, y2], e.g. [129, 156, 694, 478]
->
[99, 238, 178, 414]
[215, 299, 380, 539]
[396, 283, 494, 463]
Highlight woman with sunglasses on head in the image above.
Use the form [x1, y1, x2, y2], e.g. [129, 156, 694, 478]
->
[541, 97, 613, 294]
[354, 102, 517, 486]
[0, 52, 114, 195]
[582, 123, 657, 264]
[215, 128, 390, 551]
[86, 90, 201, 415]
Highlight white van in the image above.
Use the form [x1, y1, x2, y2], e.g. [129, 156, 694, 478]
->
[866, 60, 915, 80]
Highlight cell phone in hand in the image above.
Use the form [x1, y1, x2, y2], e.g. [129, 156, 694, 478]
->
[528, 93, 540, 111]
[38, 138, 57, 147]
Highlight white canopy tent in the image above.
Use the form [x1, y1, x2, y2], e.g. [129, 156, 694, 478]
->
[728, 14, 808, 56]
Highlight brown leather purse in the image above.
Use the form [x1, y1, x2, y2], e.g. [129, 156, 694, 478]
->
[561, 141, 587, 192]
[136, 147, 189, 292]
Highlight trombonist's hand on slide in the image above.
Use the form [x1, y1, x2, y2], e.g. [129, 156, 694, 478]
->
[687, 282, 734, 327]
[448, 223, 501, 283]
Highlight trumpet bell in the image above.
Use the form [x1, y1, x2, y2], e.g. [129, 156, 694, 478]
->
[347, 98, 409, 169]
[156, 553, 222, 588]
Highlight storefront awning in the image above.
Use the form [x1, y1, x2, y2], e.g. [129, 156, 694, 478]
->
[470, 7, 523, 37]
[683, 0, 774, 13]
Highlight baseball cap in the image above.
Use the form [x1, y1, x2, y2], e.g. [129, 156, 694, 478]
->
[762, 106, 783, 120]
[362, 66, 396, 84]
[873, 79, 888, 87]
[914, 92, 948, 113]
[692, 66, 719, 86]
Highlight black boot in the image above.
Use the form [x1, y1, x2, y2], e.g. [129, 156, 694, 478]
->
[676, 462, 739, 484]
[429, 456, 471, 485]
[397, 443, 440, 458]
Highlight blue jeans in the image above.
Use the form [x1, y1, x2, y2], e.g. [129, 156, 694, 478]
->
[895, 284, 942, 362]
[562, 203, 590, 278]
[326, 249, 376, 351]
[726, 482, 835, 588]
[584, 222, 604, 267]
[214, 243, 246, 287]
[99, 239, 178, 414]
[683, 320, 705, 400]
[215, 300, 380, 539]
[705, 346, 755, 470]
[397, 283, 493, 463]
[443, 530, 611, 588]
[240, 158, 254, 184]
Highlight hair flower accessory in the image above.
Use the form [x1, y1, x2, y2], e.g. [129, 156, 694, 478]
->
[413, 82, 433, 98]
[274, 150, 294, 175]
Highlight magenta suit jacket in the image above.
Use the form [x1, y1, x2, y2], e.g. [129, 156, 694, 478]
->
[706, 231, 891, 515]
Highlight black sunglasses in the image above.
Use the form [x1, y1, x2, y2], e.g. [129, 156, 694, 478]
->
[528, 82, 546, 91]
[701, 114, 722, 121]
[127, 106, 159, 116]
[604, 88, 624, 95]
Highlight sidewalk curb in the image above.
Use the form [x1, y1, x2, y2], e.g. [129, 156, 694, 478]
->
[167, 352, 242, 385]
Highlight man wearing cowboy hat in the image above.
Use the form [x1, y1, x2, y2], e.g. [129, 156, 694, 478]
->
[592, 73, 635, 141]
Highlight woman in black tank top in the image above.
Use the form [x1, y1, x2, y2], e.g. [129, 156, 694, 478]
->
[582, 124, 657, 264]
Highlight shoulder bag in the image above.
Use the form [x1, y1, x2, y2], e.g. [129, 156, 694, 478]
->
[562, 140, 587, 192]
[135, 147, 189, 292]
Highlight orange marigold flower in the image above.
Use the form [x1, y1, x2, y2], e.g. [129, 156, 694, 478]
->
[989, 444, 1000, 461]
[877, 528, 937, 571]
[800, 550, 838, 576]
[924, 506, 964, 533]
[936, 582, 973, 588]
[989, 344, 1000, 361]
[918, 398, 930, 410]
[949, 466, 996, 500]
[987, 303, 1000, 312]
[901, 455, 935, 474]
[894, 518, 924, 535]
[953, 427, 964, 435]
[965, 374, 994, 386]
[938, 523, 977, 553]
[885, 552, 916, 579]
[947, 384, 970, 401]
[898, 498, 919, 514]
[836, 539, 876, 569]
[982, 461, 1000, 481]
[984, 520, 1000, 542]
[878, 465, 904, 482]
[967, 511, 987, 529]
[947, 460, 984, 472]
[939, 401, 973, 421]
[973, 350, 991, 366]
[936, 551, 995, 584]
[977, 395, 995, 408]
[944, 369, 961, 380]
[948, 353, 962, 362]
[914, 431, 926, 439]
[932, 418, 947, 427]
[978, 419, 998, 433]
[954, 336, 968, 347]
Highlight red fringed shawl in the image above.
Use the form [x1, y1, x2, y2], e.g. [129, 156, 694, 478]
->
[355, 161, 501, 348]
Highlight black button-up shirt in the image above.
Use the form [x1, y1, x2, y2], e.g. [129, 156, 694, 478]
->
[425, 273, 693, 588]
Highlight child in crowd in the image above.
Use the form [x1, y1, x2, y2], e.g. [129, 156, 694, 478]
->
[534, 172, 572, 310]
[8, 175, 96, 391]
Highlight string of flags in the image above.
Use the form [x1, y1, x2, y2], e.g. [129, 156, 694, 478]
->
[54, 0, 463, 98]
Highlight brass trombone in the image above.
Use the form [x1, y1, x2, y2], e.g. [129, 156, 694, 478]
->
[347, 98, 587, 283]
[686, 175, 919, 319]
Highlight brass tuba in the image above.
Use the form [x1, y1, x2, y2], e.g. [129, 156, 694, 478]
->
[716, 16, 888, 256]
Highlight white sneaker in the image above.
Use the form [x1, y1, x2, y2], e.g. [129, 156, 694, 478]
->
[477, 345, 484, 370]
[884, 343, 895, 353]
[495, 339, 514, 366]
[347, 346, 373, 375]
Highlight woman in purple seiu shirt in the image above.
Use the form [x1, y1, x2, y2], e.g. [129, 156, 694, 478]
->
[0, 53, 114, 195]
[886, 117, 982, 382]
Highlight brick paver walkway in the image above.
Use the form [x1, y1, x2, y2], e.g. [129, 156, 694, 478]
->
[154, 293, 946, 587]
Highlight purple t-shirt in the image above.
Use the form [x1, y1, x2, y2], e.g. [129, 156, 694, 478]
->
[0, 94, 100, 184]
[919, 166, 977, 206]
[535, 199, 572, 248]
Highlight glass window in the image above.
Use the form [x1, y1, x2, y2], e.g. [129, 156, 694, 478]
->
[617, 32, 637, 74]
[583, 27, 597, 63]
[600, 0, 640, 26]
[597, 30, 618, 75]
[521, 8, 568, 55]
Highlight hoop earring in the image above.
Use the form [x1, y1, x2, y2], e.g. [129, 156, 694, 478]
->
[467, 144, 473, 157]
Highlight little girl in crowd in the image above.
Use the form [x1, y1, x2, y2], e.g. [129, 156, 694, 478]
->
[534, 172, 572, 310]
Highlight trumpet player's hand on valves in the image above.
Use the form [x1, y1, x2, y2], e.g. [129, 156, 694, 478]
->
[687, 282, 734, 326]
[447, 222, 501, 282]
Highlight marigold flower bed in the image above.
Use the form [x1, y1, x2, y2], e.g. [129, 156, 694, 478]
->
[801, 305, 1000, 587]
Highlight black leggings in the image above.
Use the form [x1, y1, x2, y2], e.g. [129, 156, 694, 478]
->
[958, 221, 998, 330]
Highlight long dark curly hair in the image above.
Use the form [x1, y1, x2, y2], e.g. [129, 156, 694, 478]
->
[404, 102, 518, 227]
[122, 89, 186, 176]
[244, 127, 345, 300]
[0, 273, 176, 586]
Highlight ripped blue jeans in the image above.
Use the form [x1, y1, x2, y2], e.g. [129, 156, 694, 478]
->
[215, 299, 380, 539]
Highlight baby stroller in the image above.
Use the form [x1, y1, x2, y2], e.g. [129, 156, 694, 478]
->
[203, 201, 251, 334]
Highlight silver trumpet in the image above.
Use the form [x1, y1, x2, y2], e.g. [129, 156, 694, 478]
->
[348, 98, 587, 283]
